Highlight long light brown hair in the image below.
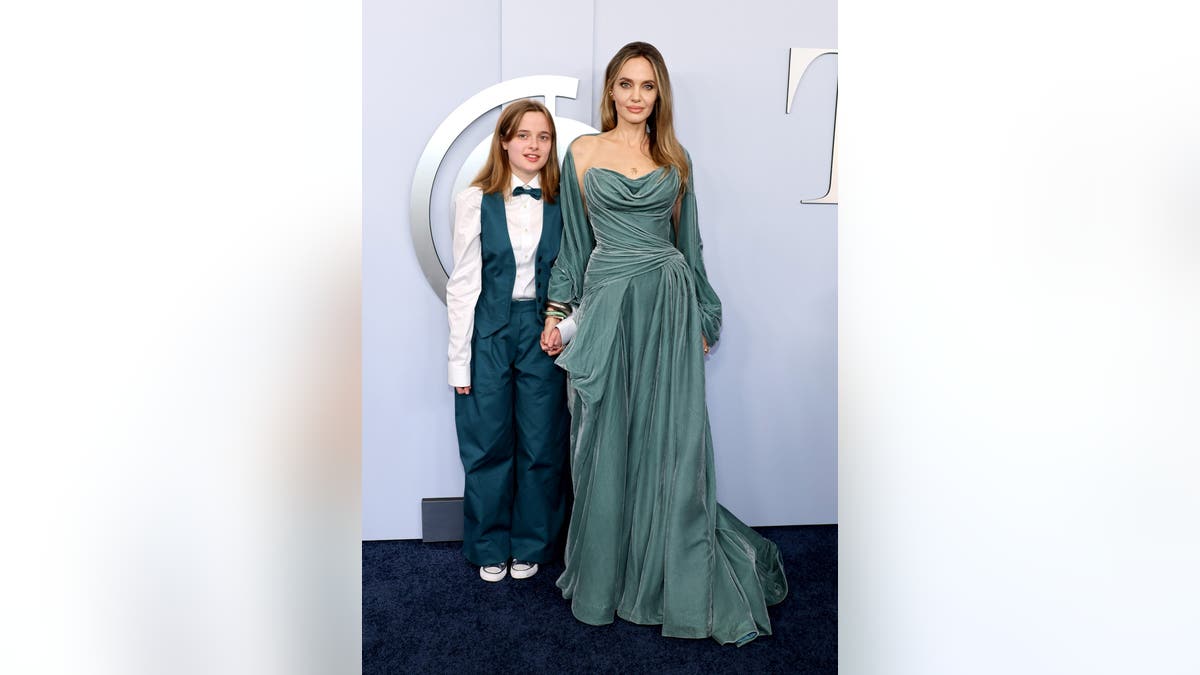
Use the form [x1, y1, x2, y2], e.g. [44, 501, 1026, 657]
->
[599, 41, 689, 191]
[471, 99, 559, 203]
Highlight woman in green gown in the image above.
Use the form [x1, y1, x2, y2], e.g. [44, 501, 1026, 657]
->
[539, 41, 788, 646]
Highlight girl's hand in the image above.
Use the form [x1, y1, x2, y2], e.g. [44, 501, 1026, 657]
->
[455, 386, 471, 395]
[541, 317, 562, 353]
[542, 327, 563, 356]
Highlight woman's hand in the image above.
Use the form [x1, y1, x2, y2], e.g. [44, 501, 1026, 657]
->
[541, 318, 564, 356]
[702, 335, 709, 355]
[455, 386, 471, 395]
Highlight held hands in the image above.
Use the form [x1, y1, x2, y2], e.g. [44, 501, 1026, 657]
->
[541, 317, 564, 357]
[456, 319, 565, 396]
[538, 319, 704, 357]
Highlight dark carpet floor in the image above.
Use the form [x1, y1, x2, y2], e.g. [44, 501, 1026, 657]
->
[363, 525, 836, 673]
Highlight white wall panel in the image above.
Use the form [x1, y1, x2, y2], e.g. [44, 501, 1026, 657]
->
[501, 0, 596, 123]
[362, 0, 501, 540]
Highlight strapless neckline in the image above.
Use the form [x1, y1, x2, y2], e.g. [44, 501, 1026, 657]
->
[585, 165, 667, 182]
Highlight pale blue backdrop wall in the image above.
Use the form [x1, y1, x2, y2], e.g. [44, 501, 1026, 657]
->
[364, 0, 837, 539]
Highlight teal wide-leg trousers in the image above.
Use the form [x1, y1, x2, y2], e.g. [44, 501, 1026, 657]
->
[454, 300, 569, 567]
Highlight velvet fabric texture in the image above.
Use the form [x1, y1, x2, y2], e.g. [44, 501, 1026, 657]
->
[547, 145, 788, 646]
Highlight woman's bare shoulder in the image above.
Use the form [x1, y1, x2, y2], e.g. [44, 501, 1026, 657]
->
[568, 134, 603, 178]
[569, 134, 606, 162]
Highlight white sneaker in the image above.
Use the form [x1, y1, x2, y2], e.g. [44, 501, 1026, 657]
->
[479, 562, 507, 582]
[510, 560, 538, 579]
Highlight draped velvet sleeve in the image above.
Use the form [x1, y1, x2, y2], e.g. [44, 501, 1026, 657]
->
[675, 153, 723, 345]
[547, 148, 594, 307]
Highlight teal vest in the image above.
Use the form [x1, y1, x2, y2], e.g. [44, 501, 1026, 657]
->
[473, 190, 563, 338]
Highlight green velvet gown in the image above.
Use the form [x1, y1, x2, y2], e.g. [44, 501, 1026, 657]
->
[548, 145, 788, 646]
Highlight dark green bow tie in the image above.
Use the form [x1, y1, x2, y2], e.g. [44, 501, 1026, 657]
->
[512, 186, 542, 200]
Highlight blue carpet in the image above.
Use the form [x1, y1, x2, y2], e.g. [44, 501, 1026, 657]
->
[363, 525, 836, 673]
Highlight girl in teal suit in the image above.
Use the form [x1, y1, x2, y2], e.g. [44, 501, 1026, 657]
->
[446, 99, 570, 582]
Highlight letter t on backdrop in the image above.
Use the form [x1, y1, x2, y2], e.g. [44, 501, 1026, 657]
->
[788, 48, 839, 205]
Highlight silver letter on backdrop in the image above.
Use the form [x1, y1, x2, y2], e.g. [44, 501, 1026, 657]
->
[788, 48, 838, 205]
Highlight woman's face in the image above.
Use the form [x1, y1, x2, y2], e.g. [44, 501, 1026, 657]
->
[610, 56, 658, 127]
[502, 111, 553, 183]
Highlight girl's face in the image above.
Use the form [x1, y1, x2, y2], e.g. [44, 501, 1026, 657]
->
[610, 56, 658, 127]
[502, 111, 553, 184]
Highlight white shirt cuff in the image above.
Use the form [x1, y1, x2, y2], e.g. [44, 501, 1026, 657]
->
[448, 363, 471, 388]
[556, 315, 577, 345]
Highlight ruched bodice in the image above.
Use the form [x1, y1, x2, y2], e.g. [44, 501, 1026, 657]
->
[546, 141, 787, 646]
[580, 166, 687, 295]
[583, 166, 676, 245]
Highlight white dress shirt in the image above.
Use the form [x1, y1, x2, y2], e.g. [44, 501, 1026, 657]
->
[447, 175, 574, 387]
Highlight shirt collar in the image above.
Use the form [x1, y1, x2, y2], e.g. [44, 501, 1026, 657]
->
[510, 174, 540, 191]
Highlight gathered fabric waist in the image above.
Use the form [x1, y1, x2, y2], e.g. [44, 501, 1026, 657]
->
[584, 242, 686, 293]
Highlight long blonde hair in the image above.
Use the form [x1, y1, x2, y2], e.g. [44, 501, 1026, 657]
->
[599, 41, 689, 191]
[471, 99, 560, 203]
